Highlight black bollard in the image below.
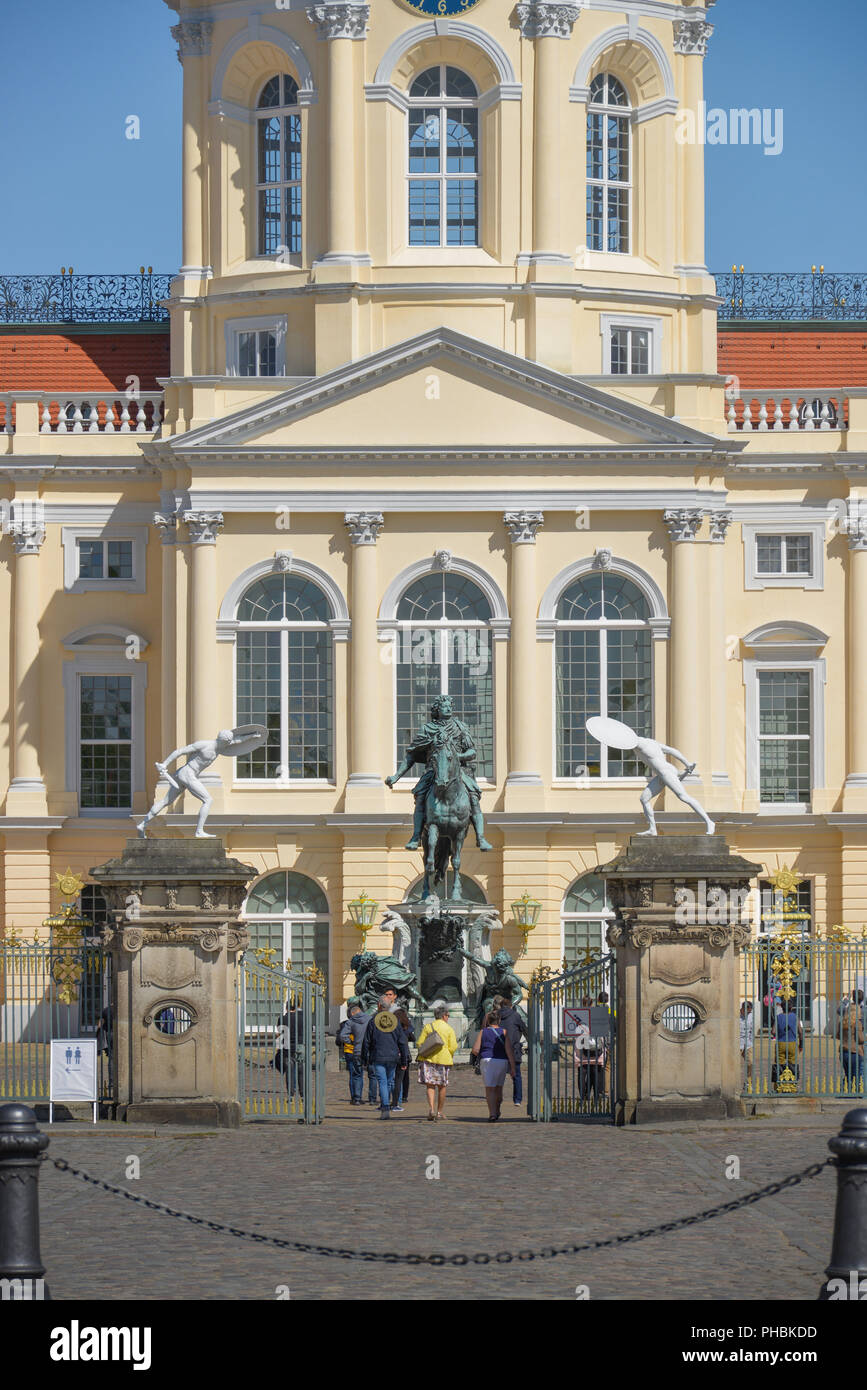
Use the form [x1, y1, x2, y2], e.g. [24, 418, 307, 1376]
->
[819, 1107, 867, 1300]
[0, 1103, 50, 1300]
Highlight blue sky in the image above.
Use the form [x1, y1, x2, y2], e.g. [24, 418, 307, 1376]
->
[0, 0, 864, 273]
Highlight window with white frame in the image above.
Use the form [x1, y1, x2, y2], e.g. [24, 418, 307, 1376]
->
[77, 538, 133, 580]
[756, 534, 813, 577]
[555, 572, 652, 779]
[408, 66, 479, 247]
[225, 316, 287, 377]
[611, 326, 648, 374]
[234, 573, 334, 781]
[394, 571, 494, 779]
[757, 670, 812, 805]
[79, 675, 132, 809]
[257, 74, 302, 258]
[586, 73, 631, 254]
[562, 873, 613, 966]
[61, 527, 146, 593]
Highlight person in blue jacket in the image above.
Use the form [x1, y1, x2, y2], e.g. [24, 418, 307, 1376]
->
[360, 995, 410, 1118]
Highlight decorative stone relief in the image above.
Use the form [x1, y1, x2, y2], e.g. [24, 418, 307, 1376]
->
[183, 511, 224, 545]
[153, 512, 178, 545]
[673, 19, 714, 55]
[663, 508, 704, 542]
[504, 510, 544, 544]
[516, 2, 581, 39]
[708, 509, 733, 543]
[170, 21, 215, 59]
[344, 511, 384, 545]
[306, 4, 370, 40]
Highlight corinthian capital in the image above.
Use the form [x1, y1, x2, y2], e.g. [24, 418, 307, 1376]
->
[673, 19, 714, 56]
[663, 508, 703, 543]
[183, 511, 224, 545]
[708, 509, 733, 544]
[516, 2, 581, 39]
[153, 512, 178, 546]
[504, 510, 544, 545]
[306, 4, 370, 40]
[11, 523, 46, 556]
[344, 511, 384, 546]
[841, 499, 867, 551]
[170, 21, 215, 60]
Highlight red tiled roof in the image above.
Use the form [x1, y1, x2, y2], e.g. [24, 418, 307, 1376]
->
[718, 328, 867, 388]
[0, 332, 169, 392]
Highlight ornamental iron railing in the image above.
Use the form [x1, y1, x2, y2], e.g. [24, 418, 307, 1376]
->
[0, 271, 172, 325]
[237, 954, 326, 1124]
[527, 953, 616, 1122]
[716, 270, 867, 322]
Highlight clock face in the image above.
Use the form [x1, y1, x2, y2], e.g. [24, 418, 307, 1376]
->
[398, 0, 484, 15]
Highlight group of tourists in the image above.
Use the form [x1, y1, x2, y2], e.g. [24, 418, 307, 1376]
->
[336, 990, 528, 1120]
[739, 987, 866, 1092]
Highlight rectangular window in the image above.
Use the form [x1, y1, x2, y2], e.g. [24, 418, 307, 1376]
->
[235, 630, 333, 780]
[79, 675, 132, 808]
[610, 326, 650, 375]
[758, 670, 811, 804]
[238, 330, 277, 378]
[563, 918, 605, 967]
[756, 534, 813, 577]
[77, 539, 134, 581]
[556, 629, 651, 778]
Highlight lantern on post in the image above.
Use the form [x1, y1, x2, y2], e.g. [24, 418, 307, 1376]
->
[347, 890, 379, 949]
[511, 891, 541, 955]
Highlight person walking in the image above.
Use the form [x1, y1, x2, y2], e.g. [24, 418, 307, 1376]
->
[471, 1005, 516, 1121]
[360, 995, 409, 1118]
[336, 998, 371, 1106]
[416, 1003, 458, 1121]
[391, 1006, 416, 1112]
[495, 993, 527, 1108]
[739, 1000, 755, 1088]
[275, 1001, 304, 1102]
[838, 990, 865, 1093]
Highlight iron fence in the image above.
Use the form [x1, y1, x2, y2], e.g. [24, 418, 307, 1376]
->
[740, 933, 867, 1099]
[527, 954, 616, 1122]
[0, 941, 113, 1105]
[238, 957, 325, 1124]
[716, 270, 867, 322]
[0, 271, 172, 324]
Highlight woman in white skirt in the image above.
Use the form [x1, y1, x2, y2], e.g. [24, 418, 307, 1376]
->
[471, 1006, 516, 1121]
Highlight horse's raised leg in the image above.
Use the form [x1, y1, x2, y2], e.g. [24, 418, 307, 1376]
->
[450, 826, 468, 901]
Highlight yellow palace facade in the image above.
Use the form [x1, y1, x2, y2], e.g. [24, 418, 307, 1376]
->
[3, 0, 867, 1020]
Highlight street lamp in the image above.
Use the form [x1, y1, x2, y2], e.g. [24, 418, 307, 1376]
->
[511, 890, 541, 955]
[347, 890, 379, 949]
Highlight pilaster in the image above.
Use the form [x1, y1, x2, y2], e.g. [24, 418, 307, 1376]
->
[504, 511, 544, 807]
[842, 500, 867, 809]
[344, 511, 385, 809]
[663, 508, 708, 801]
[183, 512, 225, 796]
[7, 506, 47, 815]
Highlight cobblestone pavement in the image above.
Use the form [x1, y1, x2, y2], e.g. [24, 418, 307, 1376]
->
[36, 1078, 841, 1301]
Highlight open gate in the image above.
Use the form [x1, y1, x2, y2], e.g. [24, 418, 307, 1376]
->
[528, 954, 617, 1122]
[238, 956, 325, 1124]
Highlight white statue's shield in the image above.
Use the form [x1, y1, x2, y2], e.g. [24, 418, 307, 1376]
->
[224, 724, 267, 757]
[585, 716, 639, 751]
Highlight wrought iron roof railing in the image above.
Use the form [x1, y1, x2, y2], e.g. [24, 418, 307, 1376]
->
[0, 270, 172, 325]
[715, 270, 867, 322]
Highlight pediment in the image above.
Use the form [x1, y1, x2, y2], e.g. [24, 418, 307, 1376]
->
[156, 328, 726, 460]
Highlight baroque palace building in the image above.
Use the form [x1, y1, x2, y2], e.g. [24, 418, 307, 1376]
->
[2, 0, 867, 1024]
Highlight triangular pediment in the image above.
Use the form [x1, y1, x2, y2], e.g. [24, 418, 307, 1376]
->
[155, 328, 727, 459]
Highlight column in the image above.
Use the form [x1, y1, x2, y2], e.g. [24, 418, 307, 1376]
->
[663, 509, 706, 787]
[504, 511, 544, 794]
[307, 4, 370, 263]
[153, 512, 178, 786]
[183, 512, 223, 780]
[844, 500, 867, 804]
[708, 509, 733, 794]
[8, 504, 47, 813]
[673, 19, 714, 273]
[516, 3, 580, 262]
[170, 21, 214, 276]
[344, 512, 384, 797]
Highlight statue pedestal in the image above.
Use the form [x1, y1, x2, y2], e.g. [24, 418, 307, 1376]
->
[597, 835, 760, 1125]
[90, 839, 256, 1128]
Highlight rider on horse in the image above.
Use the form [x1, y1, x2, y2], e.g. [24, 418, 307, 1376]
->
[386, 694, 493, 852]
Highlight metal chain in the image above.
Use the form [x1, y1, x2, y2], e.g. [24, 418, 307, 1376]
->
[49, 1154, 834, 1266]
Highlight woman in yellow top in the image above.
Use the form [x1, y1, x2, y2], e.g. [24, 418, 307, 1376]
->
[416, 1003, 459, 1121]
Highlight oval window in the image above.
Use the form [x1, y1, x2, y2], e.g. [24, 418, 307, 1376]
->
[661, 1003, 698, 1032]
[153, 1005, 193, 1035]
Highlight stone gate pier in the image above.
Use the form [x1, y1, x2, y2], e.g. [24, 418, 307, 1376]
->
[597, 835, 761, 1124]
[90, 838, 256, 1127]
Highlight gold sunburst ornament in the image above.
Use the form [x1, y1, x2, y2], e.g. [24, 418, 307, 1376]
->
[55, 868, 86, 901]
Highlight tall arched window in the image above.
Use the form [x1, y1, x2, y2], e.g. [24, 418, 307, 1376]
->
[408, 65, 479, 246]
[562, 873, 613, 966]
[235, 573, 333, 781]
[555, 571, 652, 778]
[394, 571, 493, 779]
[586, 73, 631, 253]
[257, 74, 302, 257]
[243, 870, 330, 994]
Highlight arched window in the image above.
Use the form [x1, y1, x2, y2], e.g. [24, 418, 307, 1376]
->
[586, 73, 631, 254]
[407, 874, 487, 904]
[562, 873, 613, 966]
[408, 65, 479, 247]
[235, 573, 333, 781]
[555, 571, 652, 778]
[257, 74, 302, 257]
[395, 571, 494, 779]
[243, 870, 330, 993]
